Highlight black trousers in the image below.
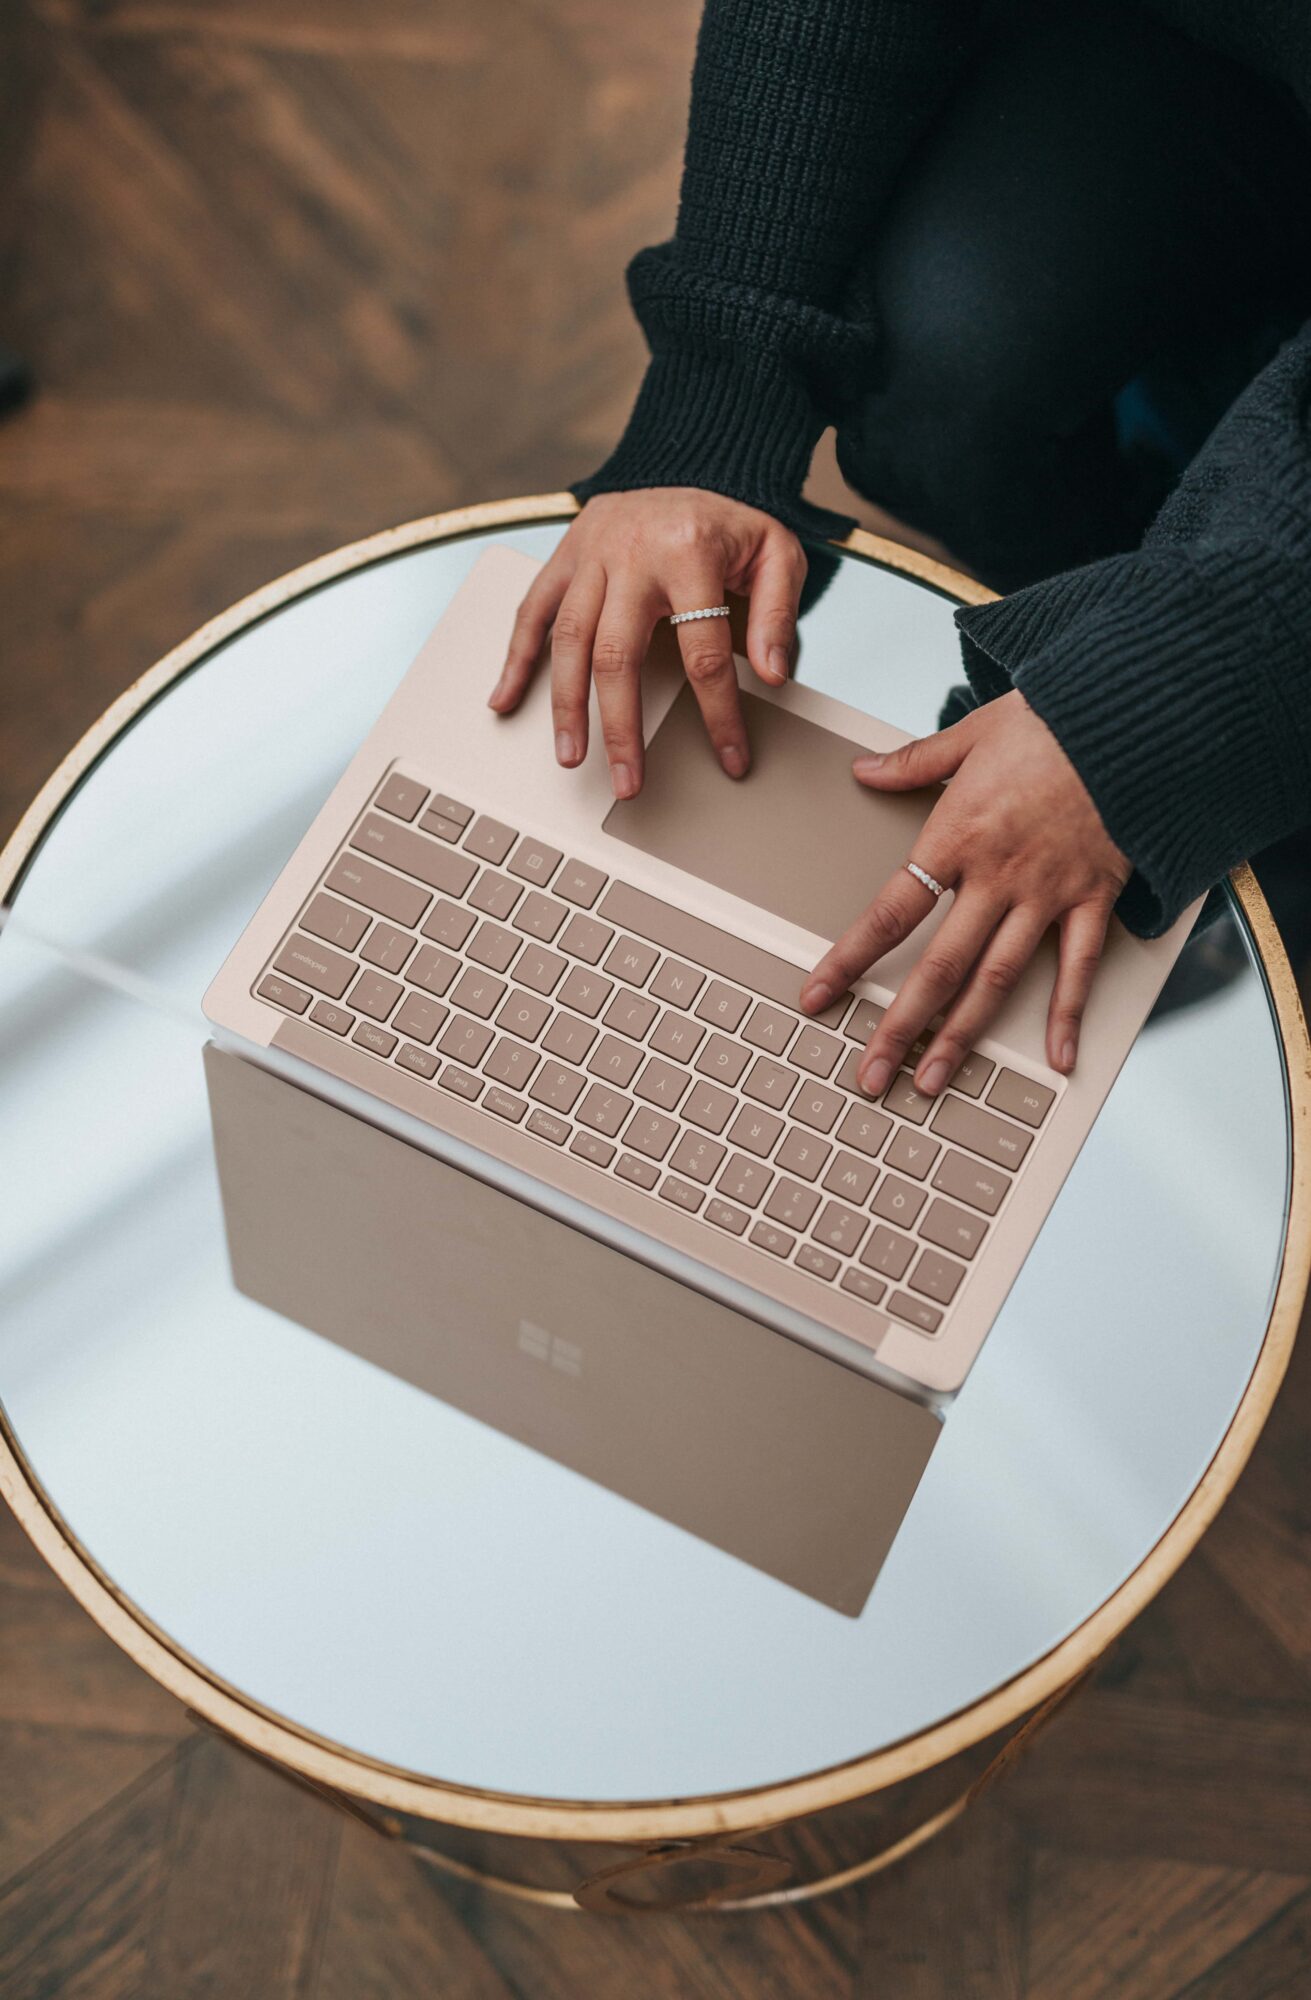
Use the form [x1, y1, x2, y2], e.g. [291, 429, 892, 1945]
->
[834, 1, 1311, 594]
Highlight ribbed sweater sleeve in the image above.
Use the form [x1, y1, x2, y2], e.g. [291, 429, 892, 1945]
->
[955, 323, 1311, 937]
[571, 0, 981, 541]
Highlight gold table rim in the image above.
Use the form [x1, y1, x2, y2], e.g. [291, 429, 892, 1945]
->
[0, 491, 1306, 1845]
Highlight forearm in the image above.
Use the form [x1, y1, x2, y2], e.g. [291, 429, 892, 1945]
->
[573, 0, 982, 536]
[956, 325, 1311, 935]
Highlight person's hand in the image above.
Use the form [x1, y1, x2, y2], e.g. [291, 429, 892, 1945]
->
[487, 489, 807, 798]
[799, 690, 1132, 1088]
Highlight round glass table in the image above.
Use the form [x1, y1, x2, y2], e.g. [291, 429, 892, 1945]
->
[1, 497, 1306, 1913]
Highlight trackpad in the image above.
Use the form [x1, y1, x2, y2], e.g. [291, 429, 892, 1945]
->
[604, 686, 938, 945]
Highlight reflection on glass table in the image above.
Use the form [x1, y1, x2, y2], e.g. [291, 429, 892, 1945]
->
[0, 510, 1297, 1829]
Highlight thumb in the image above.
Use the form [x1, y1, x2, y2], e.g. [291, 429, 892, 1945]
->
[852, 715, 976, 791]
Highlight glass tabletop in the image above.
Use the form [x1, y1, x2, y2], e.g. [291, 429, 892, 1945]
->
[0, 514, 1293, 1809]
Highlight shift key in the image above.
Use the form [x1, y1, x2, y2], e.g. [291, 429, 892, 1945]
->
[273, 933, 356, 999]
[350, 813, 477, 897]
[326, 853, 429, 928]
[930, 1093, 1033, 1169]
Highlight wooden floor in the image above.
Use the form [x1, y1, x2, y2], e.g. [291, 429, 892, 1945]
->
[1, 3, 1309, 1994]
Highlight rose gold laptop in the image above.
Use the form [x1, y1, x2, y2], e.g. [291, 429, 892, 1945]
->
[203, 543, 1195, 1431]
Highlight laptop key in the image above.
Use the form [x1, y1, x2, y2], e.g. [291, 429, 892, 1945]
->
[910, 1248, 966, 1305]
[326, 855, 428, 929]
[884, 1128, 941, 1181]
[430, 793, 472, 828]
[791, 1025, 843, 1077]
[439, 1065, 482, 1100]
[514, 891, 567, 942]
[258, 974, 311, 1014]
[764, 1179, 820, 1231]
[484, 1039, 539, 1092]
[796, 1244, 840, 1281]
[468, 921, 520, 972]
[509, 836, 562, 886]
[468, 871, 522, 920]
[559, 965, 612, 1018]
[396, 1043, 439, 1079]
[634, 1057, 691, 1111]
[274, 933, 357, 999]
[683, 1080, 736, 1133]
[302, 892, 370, 952]
[951, 1050, 995, 1099]
[515, 945, 566, 995]
[463, 815, 517, 865]
[587, 1035, 642, 1087]
[542, 1012, 597, 1066]
[392, 993, 448, 1046]
[650, 958, 705, 1009]
[559, 913, 613, 964]
[360, 921, 415, 973]
[792, 1081, 843, 1132]
[835, 1104, 892, 1158]
[374, 773, 428, 822]
[570, 1129, 615, 1168]
[860, 1226, 914, 1280]
[821, 1150, 877, 1202]
[811, 1201, 867, 1256]
[695, 1034, 750, 1087]
[352, 1021, 397, 1058]
[604, 990, 658, 1041]
[932, 1149, 1010, 1215]
[650, 1011, 705, 1063]
[419, 809, 464, 842]
[450, 968, 506, 1020]
[750, 1221, 795, 1259]
[484, 1087, 527, 1123]
[986, 1067, 1056, 1127]
[670, 1132, 726, 1185]
[841, 1268, 887, 1306]
[309, 1000, 354, 1036]
[605, 935, 660, 986]
[497, 990, 551, 1042]
[695, 980, 750, 1032]
[742, 1002, 795, 1053]
[526, 1109, 570, 1145]
[422, 899, 476, 949]
[555, 858, 607, 908]
[625, 1108, 678, 1161]
[661, 1175, 704, 1213]
[716, 1155, 773, 1207]
[883, 1073, 934, 1126]
[705, 1198, 749, 1236]
[528, 1061, 585, 1114]
[351, 813, 477, 897]
[406, 944, 460, 996]
[437, 1015, 494, 1067]
[743, 1055, 799, 1111]
[576, 1084, 631, 1137]
[728, 1106, 783, 1158]
[872, 1176, 928, 1227]
[889, 1291, 942, 1334]
[920, 1197, 988, 1260]
[930, 1094, 1033, 1169]
[616, 1153, 660, 1190]
[348, 970, 402, 1021]
[776, 1129, 831, 1182]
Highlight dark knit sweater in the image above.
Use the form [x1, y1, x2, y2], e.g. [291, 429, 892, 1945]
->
[571, 1, 1311, 937]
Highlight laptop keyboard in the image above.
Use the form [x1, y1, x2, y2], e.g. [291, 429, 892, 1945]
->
[255, 770, 1058, 1340]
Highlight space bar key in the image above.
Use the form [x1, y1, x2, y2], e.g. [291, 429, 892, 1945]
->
[599, 882, 817, 1014]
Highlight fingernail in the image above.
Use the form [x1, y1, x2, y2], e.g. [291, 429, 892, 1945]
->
[918, 1058, 949, 1096]
[859, 1056, 892, 1096]
[767, 645, 789, 684]
[555, 728, 578, 766]
[611, 762, 638, 800]
[721, 743, 749, 778]
[488, 675, 508, 708]
[853, 752, 885, 773]
[801, 979, 832, 1011]
[1061, 1037, 1077, 1071]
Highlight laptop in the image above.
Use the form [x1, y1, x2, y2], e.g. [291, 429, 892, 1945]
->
[202, 543, 1195, 1591]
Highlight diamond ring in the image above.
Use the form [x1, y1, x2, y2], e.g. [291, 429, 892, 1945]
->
[668, 605, 730, 626]
[905, 861, 946, 898]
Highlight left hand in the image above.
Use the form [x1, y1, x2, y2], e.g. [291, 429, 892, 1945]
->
[799, 690, 1132, 1094]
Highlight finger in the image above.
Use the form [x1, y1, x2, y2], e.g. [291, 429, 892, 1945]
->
[590, 579, 652, 800]
[744, 536, 805, 686]
[1046, 899, 1112, 1073]
[799, 842, 958, 1016]
[854, 888, 1007, 1098]
[913, 905, 1052, 1095]
[669, 572, 749, 778]
[491, 562, 569, 713]
[548, 564, 608, 767]
[851, 711, 981, 792]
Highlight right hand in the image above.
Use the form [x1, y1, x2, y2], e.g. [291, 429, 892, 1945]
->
[487, 489, 808, 798]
